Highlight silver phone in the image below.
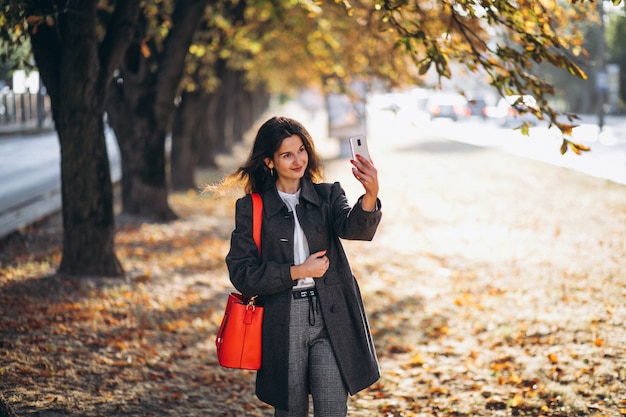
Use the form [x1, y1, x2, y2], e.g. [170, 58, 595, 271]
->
[349, 135, 371, 163]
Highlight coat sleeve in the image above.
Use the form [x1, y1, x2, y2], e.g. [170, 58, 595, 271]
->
[225, 195, 294, 297]
[329, 182, 382, 241]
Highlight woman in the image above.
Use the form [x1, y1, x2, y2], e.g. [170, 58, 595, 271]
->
[222, 116, 382, 416]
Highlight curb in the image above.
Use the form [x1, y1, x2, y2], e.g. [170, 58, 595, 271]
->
[0, 120, 55, 138]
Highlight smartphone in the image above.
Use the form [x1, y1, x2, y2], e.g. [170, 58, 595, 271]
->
[349, 135, 371, 163]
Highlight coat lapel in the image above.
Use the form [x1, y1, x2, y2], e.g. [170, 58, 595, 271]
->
[261, 179, 322, 219]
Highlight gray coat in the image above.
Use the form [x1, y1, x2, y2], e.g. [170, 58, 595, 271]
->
[225, 179, 382, 411]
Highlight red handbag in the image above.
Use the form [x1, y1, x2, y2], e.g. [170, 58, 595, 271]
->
[216, 193, 264, 370]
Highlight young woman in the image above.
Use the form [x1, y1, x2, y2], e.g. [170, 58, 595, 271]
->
[222, 116, 382, 416]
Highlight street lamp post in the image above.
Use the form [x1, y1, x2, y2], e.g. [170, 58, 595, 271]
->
[597, 0, 607, 132]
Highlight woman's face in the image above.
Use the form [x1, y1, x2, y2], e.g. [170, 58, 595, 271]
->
[266, 134, 308, 185]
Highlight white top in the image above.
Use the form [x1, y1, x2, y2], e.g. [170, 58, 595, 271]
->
[277, 189, 315, 289]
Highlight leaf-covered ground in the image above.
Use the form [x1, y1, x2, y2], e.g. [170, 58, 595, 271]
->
[2, 123, 626, 417]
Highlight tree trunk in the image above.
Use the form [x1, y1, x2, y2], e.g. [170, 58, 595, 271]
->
[197, 91, 222, 168]
[57, 108, 123, 275]
[106, 40, 176, 221]
[231, 73, 248, 143]
[250, 84, 271, 123]
[107, 98, 176, 220]
[197, 83, 270, 169]
[106, 0, 209, 220]
[172, 82, 269, 190]
[170, 89, 204, 191]
[196, 60, 238, 164]
[0, 392, 18, 417]
[29, 0, 140, 277]
[219, 68, 239, 153]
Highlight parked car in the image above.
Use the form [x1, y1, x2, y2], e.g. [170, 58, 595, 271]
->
[495, 95, 540, 126]
[427, 93, 469, 121]
[466, 98, 487, 119]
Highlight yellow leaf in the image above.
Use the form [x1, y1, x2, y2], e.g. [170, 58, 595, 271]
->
[161, 322, 177, 331]
[594, 338, 604, 347]
[510, 392, 523, 407]
[133, 274, 152, 283]
[520, 123, 530, 136]
[547, 353, 558, 364]
[140, 40, 151, 58]
[428, 386, 448, 395]
[409, 353, 425, 366]
[560, 124, 575, 136]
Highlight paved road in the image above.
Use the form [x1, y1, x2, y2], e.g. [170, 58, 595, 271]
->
[0, 134, 60, 214]
[0, 129, 120, 238]
[430, 115, 626, 186]
[367, 105, 626, 186]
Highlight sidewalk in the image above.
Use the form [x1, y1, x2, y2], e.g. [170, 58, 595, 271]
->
[0, 118, 55, 137]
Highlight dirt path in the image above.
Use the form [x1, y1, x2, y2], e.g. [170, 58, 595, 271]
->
[1, 121, 626, 416]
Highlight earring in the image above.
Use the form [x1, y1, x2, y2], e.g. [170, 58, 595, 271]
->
[270, 168, 274, 177]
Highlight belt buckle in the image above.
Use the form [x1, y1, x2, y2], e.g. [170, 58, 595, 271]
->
[293, 288, 316, 299]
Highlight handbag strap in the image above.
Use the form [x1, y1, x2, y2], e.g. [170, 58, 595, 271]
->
[251, 193, 262, 256]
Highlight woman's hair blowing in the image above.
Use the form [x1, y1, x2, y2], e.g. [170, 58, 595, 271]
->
[206, 116, 324, 195]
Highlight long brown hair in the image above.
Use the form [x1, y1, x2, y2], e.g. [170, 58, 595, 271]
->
[208, 116, 324, 195]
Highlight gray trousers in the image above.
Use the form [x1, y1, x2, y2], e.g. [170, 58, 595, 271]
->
[274, 295, 348, 417]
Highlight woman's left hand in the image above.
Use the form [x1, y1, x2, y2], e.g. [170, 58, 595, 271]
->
[351, 155, 379, 211]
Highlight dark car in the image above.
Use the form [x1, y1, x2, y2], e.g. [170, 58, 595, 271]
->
[427, 93, 469, 121]
[466, 98, 487, 119]
[496, 95, 540, 127]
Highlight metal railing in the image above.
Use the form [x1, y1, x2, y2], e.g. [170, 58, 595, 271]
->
[0, 88, 51, 128]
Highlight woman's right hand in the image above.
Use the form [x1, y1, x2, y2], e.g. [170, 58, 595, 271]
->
[290, 250, 329, 279]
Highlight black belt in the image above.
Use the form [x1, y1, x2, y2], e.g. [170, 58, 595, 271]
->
[292, 288, 317, 299]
